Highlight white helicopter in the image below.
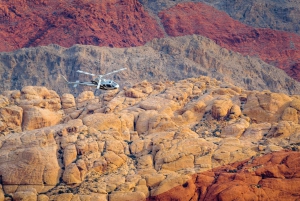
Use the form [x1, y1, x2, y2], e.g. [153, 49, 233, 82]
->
[62, 68, 126, 92]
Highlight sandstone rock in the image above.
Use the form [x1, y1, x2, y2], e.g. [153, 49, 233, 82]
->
[221, 119, 250, 138]
[161, 155, 194, 171]
[151, 174, 192, 197]
[12, 188, 37, 201]
[0, 95, 9, 108]
[50, 193, 73, 201]
[105, 140, 126, 154]
[22, 106, 63, 131]
[290, 99, 300, 111]
[211, 99, 233, 120]
[62, 163, 81, 184]
[109, 191, 146, 201]
[139, 96, 178, 111]
[0, 185, 4, 201]
[37, 194, 49, 201]
[136, 110, 158, 134]
[0, 133, 60, 192]
[243, 92, 291, 123]
[229, 104, 242, 119]
[137, 154, 154, 169]
[63, 144, 77, 167]
[103, 151, 126, 172]
[281, 107, 298, 123]
[0, 105, 23, 133]
[82, 113, 123, 133]
[19, 86, 61, 111]
[61, 94, 76, 109]
[1, 76, 300, 199]
[268, 121, 296, 139]
[145, 174, 166, 188]
[76, 91, 96, 108]
[124, 88, 145, 98]
[241, 123, 271, 140]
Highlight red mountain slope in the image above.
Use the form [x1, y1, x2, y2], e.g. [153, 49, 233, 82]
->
[0, 0, 164, 52]
[159, 2, 300, 81]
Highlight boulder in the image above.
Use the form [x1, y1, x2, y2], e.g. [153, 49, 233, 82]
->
[243, 92, 291, 123]
[63, 144, 77, 167]
[22, 106, 63, 131]
[109, 191, 146, 201]
[0, 105, 23, 132]
[61, 93, 76, 109]
[12, 188, 37, 201]
[62, 163, 81, 184]
[211, 99, 233, 120]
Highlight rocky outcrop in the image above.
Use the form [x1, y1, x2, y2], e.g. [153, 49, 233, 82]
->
[0, 86, 63, 134]
[0, 76, 299, 200]
[1, 35, 300, 96]
[148, 150, 300, 200]
[158, 2, 300, 81]
[0, 0, 163, 52]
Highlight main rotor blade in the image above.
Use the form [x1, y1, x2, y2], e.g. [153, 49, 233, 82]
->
[77, 70, 96, 76]
[102, 68, 127, 77]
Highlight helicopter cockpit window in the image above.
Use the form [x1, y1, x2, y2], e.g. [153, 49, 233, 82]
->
[106, 84, 112, 87]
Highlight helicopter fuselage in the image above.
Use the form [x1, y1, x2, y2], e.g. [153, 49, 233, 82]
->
[71, 79, 119, 90]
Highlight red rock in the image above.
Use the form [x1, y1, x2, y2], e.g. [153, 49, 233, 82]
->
[159, 2, 300, 81]
[0, 0, 164, 52]
[149, 151, 300, 200]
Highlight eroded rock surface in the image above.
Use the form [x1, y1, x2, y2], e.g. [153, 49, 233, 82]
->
[0, 76, 299, 200]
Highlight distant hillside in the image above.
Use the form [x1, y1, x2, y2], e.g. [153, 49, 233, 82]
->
[1, 35, 300, 95]
[0, 0, 163, 52]
[158, 2, 300, 81]
[140, 0, 300, 35]
[1, 0, 300, 84]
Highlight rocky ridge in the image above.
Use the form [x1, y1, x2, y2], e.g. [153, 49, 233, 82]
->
[158, 2, 300, 81]
[1, 0, 300, 84]
[140, 0, 300, 35]
[1, 35, 300, 96]
[0, 76, 300, 200]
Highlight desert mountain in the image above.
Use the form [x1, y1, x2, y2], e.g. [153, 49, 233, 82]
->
[141, 0, 300, 35]
[0, 0, 163, 52]
[158, 2, 300, 81]
[0, 76, 300, 200]
[1, 35, 300, 96]
[1, 0, 300, 82]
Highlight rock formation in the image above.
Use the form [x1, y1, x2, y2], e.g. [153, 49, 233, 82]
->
[0, 76, 299, 200]
[1, 35, 300, 96]
[0, 0, 300, 200]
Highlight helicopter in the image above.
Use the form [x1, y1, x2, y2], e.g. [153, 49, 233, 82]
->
[62, 68, 126, 93]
